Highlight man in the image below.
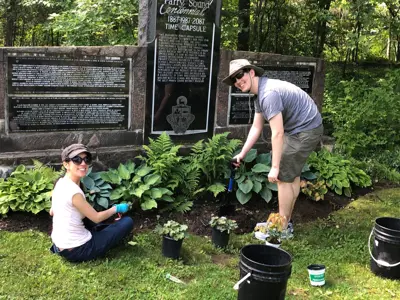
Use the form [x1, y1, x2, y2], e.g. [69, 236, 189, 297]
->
[222, 59, 323, 232]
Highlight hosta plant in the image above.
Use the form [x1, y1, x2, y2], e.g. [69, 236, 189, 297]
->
[81, 168, 113, 211]
[307, 149, 372, 197]
[154, 220, 188, 241]
[209, 216, 238, 234]
[100, 161, 173, 211]
[0, 161, 62, 215]
[232, 150, 278, 204]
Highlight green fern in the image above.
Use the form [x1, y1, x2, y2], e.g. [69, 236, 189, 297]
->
[190, 133, 242, 185]
[139, 132, 182, 186]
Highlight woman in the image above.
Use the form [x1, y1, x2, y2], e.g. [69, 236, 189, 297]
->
[50, 143, 133, 262]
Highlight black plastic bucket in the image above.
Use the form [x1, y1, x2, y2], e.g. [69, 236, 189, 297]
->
[212, 228, 230, 248]
[162, 236, 183, 259]
[369, 217, 400, 279]
[236, 244, 292, 300]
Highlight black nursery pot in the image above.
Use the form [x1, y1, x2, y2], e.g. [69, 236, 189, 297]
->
[162, 235, 183, 259]
[212, 227, 230, 248]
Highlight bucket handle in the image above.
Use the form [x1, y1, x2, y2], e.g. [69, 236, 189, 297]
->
[368, 228, 400, 268]
[233, 272, 251, 290]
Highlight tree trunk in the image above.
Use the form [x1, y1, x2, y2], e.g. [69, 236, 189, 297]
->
[4, 0, 18, 46]
[314, 0, 332, 58]
[237, 0, 250, 50]
[397, 37, 400, 62]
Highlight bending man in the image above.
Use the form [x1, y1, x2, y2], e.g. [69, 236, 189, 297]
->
[223, 59, 323, 231]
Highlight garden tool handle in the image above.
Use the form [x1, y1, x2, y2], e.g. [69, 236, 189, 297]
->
[233, 272, 251, 290]
[228, 159, 237, 192]
[368, 228, 400, 267]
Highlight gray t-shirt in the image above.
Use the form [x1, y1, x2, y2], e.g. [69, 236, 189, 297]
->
[254, 77, 322, 135]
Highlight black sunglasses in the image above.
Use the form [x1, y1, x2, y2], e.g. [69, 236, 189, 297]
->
[67, 155, 92, 165]
[230, 69, 248, 84]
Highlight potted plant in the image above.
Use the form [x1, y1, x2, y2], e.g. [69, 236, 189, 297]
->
[154, 220, 188, 259]
[209, 216, 238, 248]
[254, 213, 293, 248]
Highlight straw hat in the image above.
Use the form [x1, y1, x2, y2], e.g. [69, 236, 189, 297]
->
[222, 59, 264, 86]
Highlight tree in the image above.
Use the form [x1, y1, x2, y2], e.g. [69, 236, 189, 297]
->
[237, 0, 250, 50]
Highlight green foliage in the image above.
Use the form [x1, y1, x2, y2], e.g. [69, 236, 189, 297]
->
[154, 220, 188, 241]
[47, 0, 139, 46]
[209, 216, 238, 234]
[190, 132, 241, 197]
[139, 132, 199, 212]
[307, 149, 372, 197]
[351, 158, 400, 184]
[139, 132, 183, 191]
[100, 161, 173, 211]
[81, 168, 112, 211]
[300, 180, 328, 201]
[324, 68, 400, 158]
[0, 161, 62, 215]
[233, 150, 277, 204]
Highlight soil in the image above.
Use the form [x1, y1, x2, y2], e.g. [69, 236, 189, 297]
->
[0, 185, 377, 237]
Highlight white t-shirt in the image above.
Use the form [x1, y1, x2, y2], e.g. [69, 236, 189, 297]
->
[51, 176, 92, 248]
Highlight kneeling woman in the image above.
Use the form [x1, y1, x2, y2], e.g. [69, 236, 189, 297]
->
[50, 144, 133, 263]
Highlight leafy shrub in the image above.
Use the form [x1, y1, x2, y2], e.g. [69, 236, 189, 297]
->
[209, 216, 238, 234]
[0, 161, 62, 215]
[352, 158, 400, 184]
[154, 220, 188, 241]
[81, 168, 113, 211]
[323, 68, 400, 158]
[307, 149, 372, 197]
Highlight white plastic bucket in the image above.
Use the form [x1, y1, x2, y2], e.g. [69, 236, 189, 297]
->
[307, 264, 325, 286]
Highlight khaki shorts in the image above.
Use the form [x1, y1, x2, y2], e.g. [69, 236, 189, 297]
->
[278, 125, 323, 182]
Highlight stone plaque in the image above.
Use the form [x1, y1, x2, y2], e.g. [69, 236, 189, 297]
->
[8, 97, 128, 131]
[229, 64, 315, 125]
[145, 0, 222, 139]
[6, 54, 131, 132]
[8, 56, 130, 94]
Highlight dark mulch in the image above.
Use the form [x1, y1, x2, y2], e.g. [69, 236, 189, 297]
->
[1, 185, 378, 237]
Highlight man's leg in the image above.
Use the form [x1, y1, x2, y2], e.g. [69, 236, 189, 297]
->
[290, 176, 301, 218]
[277, 181, 295, 228]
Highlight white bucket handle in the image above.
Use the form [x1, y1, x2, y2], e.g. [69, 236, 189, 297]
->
[368, 228, 400, 268]
[233, 272, 251, 290]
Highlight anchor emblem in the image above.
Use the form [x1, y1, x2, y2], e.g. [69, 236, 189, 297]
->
[166, 96, 195, 134]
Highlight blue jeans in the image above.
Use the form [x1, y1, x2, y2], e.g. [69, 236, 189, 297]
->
[50, 217, 134, 263]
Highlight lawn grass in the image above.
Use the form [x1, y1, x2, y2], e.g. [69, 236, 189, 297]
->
[1, 188, 400, 299]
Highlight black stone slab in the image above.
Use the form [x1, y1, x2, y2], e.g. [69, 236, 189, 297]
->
[229, 64, 315, 125]
[145, 0, 222, 140]
[7, 55, 130, 94]
[8, 96, 128, 131]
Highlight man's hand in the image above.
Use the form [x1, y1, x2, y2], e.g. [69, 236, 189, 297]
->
[268, 167, 280, 183]
[232, 152, 246, 167]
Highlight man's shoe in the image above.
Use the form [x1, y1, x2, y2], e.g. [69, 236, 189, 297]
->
[287, 220, 294, 234]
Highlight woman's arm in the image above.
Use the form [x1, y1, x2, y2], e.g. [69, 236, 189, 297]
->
[72, 193, 117, 224]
